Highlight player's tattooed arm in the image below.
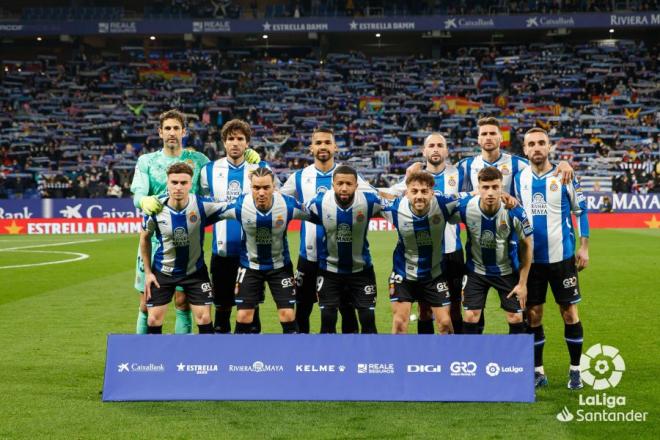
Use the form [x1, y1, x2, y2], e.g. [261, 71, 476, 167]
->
[139, 229, 159, 301]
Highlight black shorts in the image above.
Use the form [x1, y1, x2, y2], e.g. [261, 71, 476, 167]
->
[210, 254, 240, 307]
[388, 272, 451, 307]
[147, 267, 214, 307]
[316, 266, 377, 310]
[235, 264, 297, 310]
[527, 256, 582, 307]
[295, 257, 319, 305]
[462, 272, 522, 313]
[444, 249, 465, 303]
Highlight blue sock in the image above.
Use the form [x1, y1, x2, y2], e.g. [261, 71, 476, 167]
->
[136, 310, 148, 334]
[175, 309, 193, 334]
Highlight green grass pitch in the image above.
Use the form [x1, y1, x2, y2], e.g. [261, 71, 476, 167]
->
[0, 229, 658, 439]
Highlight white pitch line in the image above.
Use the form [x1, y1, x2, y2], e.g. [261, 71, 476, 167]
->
[0, 250, 90, 269]
[0, 239, 103, 252]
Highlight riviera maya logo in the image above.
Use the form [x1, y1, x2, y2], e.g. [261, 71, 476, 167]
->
[580, 343, 626, 390]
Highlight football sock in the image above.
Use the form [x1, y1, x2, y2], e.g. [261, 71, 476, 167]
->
[339, 303, 359, 333]
[280, 320, 298, 334]
[564, 321, 584, 366]
[174, 309, 193, 334]
[357, 308, 377, 334]
[214, 309, 232, 333]
[451, 318, 463, 335]
[250, 307, 261, 334]
[508, 322, 526, 334]
[295, 301, 314, 334]
[462, 321, 479, 334]
[477, 312, 486, 334]
[234, 322, 252, 334]
[417, 319, 434, 334]
[320, 307, 338, 333]
[146, 325, 162, 334]
[136, 309, 148, 334]
[197, 323, 214, 334]
[529, 325, 545, 368]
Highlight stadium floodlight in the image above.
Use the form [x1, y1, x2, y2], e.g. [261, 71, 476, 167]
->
[375, 33, 381, 38]
[150, 35, 156, 40]
[609, 28, 614, 34]
[262, 34, 268, 39]
[36, 36, 42, 41]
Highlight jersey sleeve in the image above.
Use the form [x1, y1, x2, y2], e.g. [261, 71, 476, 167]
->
[384, 178, 406, 198]
[435, 193, 460, 219]
[447, 196, 470, 224]
[280, 172, 297, 197]
[380, 198, 397, 223]
[131, 155, 151, 208]
[365, 191, 389, 217]
[199, 162, 212, 197]
[141, 214, 156, 233]
[357, 174, 378, 194]
[199, 197, 232, 225]
[567, 177, 590, 238]
[511, 206, 534, 240]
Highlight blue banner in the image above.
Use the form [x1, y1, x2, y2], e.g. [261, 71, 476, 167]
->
[0, 198, 139, 219]
[102, 334, 533, 402]
[0, 12, 658, 36]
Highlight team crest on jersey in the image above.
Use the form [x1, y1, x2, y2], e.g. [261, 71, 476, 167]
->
[275, 215, 285, 228]
[448, 176, 457, 187]
[479, 230, 497, 249]
[188, 212, 198, 223]
[549, 181, 559, 192]
[316, 186, 328, 194]
[356, 211, 365, 222]
[337, 223, 352, 242]
[431, 214, 442, 224]
[498, 220, 508, 232]
[227, 180, 242, 202]
[173, 227, 190, 247]
[499, 164, 510, 176]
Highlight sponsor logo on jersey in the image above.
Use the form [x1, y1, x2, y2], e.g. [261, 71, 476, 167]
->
[415, 230, 433, 246]
[227, 180, 242, 202]
[337, 223, 353, 242]
[256, 227, 272, 245]
[173, 227, 190, 247]
[531, 192, 548, 215]
[479, 230, 497, 249]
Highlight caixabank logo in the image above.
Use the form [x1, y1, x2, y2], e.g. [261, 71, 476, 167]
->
[556, 344, 648, 423]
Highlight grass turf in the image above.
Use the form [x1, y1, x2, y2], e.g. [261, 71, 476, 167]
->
[0, 229, 658, 439]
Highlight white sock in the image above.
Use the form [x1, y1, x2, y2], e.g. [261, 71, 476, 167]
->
[535, 366, 545, 374]
[570, 365, 580, 372]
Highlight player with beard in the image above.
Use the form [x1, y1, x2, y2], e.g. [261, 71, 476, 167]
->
[281, 128, 375, 333]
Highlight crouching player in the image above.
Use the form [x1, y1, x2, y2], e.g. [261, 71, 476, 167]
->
[140, 162, 228, 334]
[449, 167, 533, 335]
[382, 171, 462, 334]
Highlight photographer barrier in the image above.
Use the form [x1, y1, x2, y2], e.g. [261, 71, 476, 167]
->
[102, 334, 533, 402]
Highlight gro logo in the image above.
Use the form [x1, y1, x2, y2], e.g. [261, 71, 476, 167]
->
[579, 343, 625, 390]
[562, 276, 577, 288]
[450, 361, 477, 376]
[364, 285, 376, 295]
[281, 277, 295, 288]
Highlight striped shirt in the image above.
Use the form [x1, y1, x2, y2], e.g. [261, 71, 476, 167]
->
[457, 152, 528, 195]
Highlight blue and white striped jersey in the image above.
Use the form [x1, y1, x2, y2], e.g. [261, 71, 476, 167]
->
[142, 194, 226, 277]
[381, 194, 458, 281]
[199, 158, 275, 257]
[219, 193, 308, 271]
[449, 196, 533, 276]
[389, 164, 464, 254]
[457, 152, 528, 195]
[305, 190, 385, 274]
[513, 165, 589, 264]
[281, 163, 376, 262]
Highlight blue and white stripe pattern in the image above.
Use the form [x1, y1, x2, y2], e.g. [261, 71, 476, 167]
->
[513, 165, 590, 264]
[390, 164, 464, 254]
[450, 196, 533, 276]
[382, 195, 457, 281]
[305, 190, 384, 274]
[220, 193, 307, 271]
[199, 158, 273, 257]
[457, 152, 528, 194]
[281, 163, 376, 262]
[142, 194, 226, 277]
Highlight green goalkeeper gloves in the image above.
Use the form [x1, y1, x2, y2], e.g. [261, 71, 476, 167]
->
[244, 148, 261, 164]
[139, 196, 163, 215]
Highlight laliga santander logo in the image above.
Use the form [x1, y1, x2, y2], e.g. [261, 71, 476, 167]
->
[580, 344, 625, 390]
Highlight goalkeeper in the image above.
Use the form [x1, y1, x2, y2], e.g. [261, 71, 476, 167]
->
[130, 109, 260, 334]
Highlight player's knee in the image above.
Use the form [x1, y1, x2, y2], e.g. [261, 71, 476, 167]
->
[174, 292, 190, 310]
[236, 309, 253, 324]
[436, 315, 452, 334]
[560, 304, 579, 324]
[528, 305, 543, 326]
[278, 308, 295, 322]
[147, 315, 163, 326]
[393, 315, 408, 333]
[506, 312, 523, 324]
[463, 310, 480, 323]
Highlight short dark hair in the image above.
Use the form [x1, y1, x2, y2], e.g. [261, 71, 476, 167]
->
[159, 109, 186, 129]
[167, 162, 193, 177]
[313, 127, 334, 137]
[250, 166, 274, 182]
[333, 165, 357, 180]
[221, 119, 251, 143]
[405, 170, 435, 188]
[477, 116, 500, 130]
[477, 166, 503, 182]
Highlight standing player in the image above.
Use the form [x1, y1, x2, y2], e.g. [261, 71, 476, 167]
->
[200, 119, 271, 334]
[131, 110, 260, 334]
[305, 165, 386, 334]
[449, 167, 533, 335]
[388, 133, 465, 334]
[131, 110, 210, 335]
[140, 163, 227, 334]
[514, 128, 590, 390]
[281, 128, 374, 333]
[214, 167, 307, 334]
[383, 171, 461, 334]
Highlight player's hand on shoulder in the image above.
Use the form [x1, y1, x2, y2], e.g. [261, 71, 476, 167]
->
[244, 148, 261, 164]
[554, 161, 574, 185]
[501, 193, 519, 209]
[405, 161, 423, 177]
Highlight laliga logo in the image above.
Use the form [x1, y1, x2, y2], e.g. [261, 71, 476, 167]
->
[580, 344, 625, 390]
[485, 363, 500, 377]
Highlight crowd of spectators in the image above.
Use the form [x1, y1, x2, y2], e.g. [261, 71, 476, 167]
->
[0, 38, 658, 199]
